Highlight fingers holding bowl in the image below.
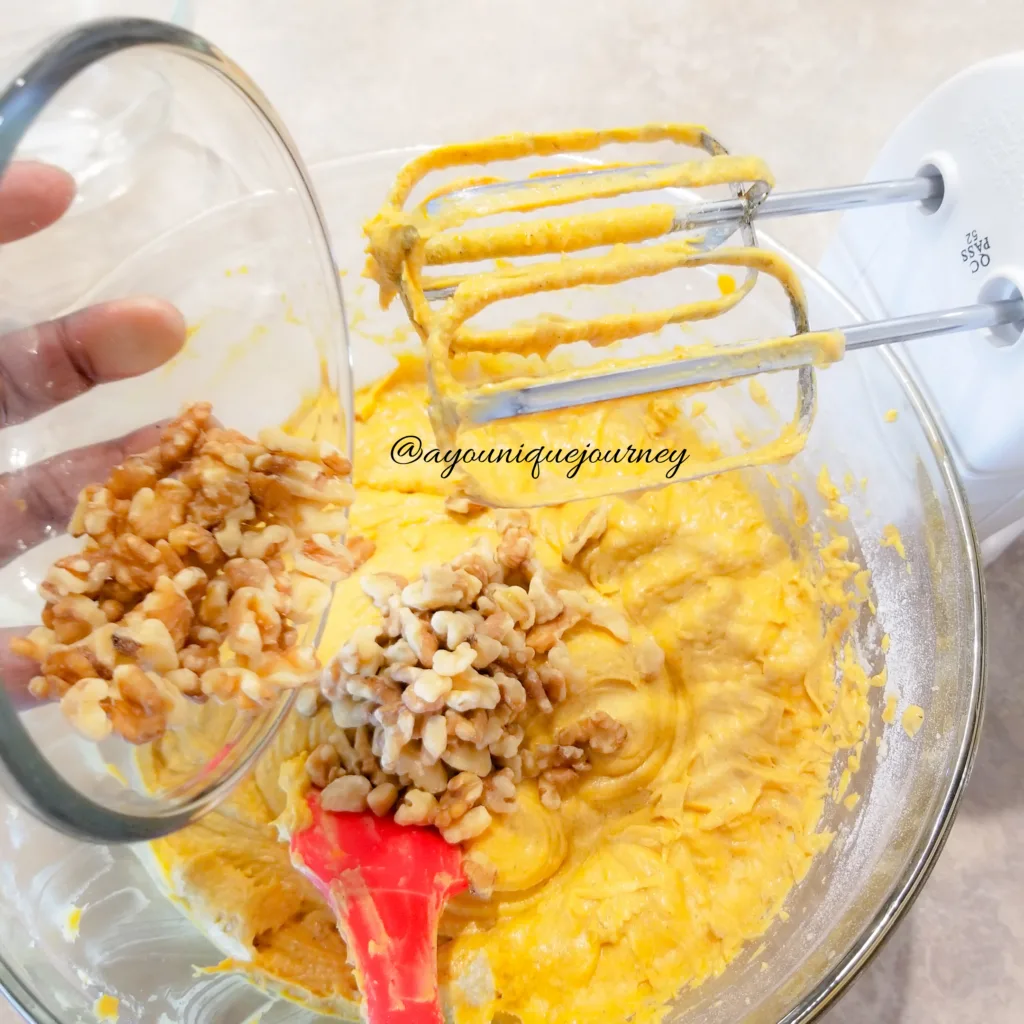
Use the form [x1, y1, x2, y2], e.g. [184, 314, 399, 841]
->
[0, 161, 76, 243]
[0, 161, 189, 424]
[0, 421, 167, 563]
[0, 422, 168, 707]
[0, 297, 188, 427]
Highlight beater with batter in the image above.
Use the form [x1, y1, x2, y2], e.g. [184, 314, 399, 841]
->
[363, 123, 1024, 508]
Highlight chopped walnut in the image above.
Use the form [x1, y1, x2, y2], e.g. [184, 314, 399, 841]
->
[419, 716, 448, 765]
[8, 627, 56, 664]
[463, 852, 497, 899]
[439, 805, 491, 844]
[432, 642, 476, 677]
[483, 768, 517, 815]
[166, 667, 203, 699]
[444, 491, 486, 516]
[109, 664, 172, 744]
[294, 533, 357, 582]
[520, 666, 552, 714]
[226, 586, 282, 658]
[48, 595, 108, 645]
[361, 572, 407, 611]
[394, 788, 438, 826]
[636, 636, 665, 677]
[127, 479, 190, 541]
[135, 576, 194, 648]
[526, 592, 586, 654]
[306, 742, 342, 788]
[311, 519, 593, 844]
[528, 572, 563, 624]
[321, 774, 372, 812]
[305, 518, 644, 848]
[441, 739, 493, 777]
[489, 585, 535, 631]
[399, 608, 439, 668]
[446, 671, 500, 713]
[537, 663, 568, 705]
[107, 457, 159, 501]
[402, 565, 481, 611]
[470, 633, 505, 670]
[367, 781, 399, 816]
[331, 692, 373, 728]
[294, 684, 321, 718]
[537, 769, 576, 810]
[168, 522, 223, 568]
[585, 601, 631, 642]
[556, 711, 628, 755]
[14, 403, 365, 747]
[496, 520, 533, 573]
[451, 543, 502, 586]
[68, 486, 121, 542]
[288, 575, 332, 624]
[405, 668, 452, 709]
[430, 610, 476, 649]
[523, 743, 588, 776]
[562, 504, 609, 563]
[402, 755, 449, 795]
[525, 742, 593, 811]
[60, 677, 112, 742]
[434, 771, 484, 829]
[213, 500, 256, 557]
[338, 624, 385, 677]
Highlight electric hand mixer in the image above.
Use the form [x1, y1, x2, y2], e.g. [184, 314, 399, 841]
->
[364, 54, 1024, 554]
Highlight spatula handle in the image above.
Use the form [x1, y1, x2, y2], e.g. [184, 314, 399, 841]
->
[326, 881, 447, 1024]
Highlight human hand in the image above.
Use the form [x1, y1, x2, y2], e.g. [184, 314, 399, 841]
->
[0, 160, 187, 706]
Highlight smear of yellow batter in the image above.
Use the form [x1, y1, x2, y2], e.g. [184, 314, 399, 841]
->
[882, 693, 899, 725]
[881, 524, 906, 560]
[902, 705, 925, 737]
[63, 905, 83, 941]
[93, 995, 119, 1022]
[142, 357, 877, 1024]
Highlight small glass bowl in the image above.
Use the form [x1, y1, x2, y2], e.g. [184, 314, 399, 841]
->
[0, 18, 352, 842]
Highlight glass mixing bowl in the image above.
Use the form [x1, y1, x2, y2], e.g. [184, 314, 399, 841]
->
[0, 21, 983, 1024]
[1, 2, 194, 210]
[0, 19, 352, 843]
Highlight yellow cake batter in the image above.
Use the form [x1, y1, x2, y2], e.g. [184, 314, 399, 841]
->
[143, 354, 874, 1024]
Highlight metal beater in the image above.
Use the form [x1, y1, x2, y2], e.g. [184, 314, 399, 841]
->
[362, 122, 1024, 503]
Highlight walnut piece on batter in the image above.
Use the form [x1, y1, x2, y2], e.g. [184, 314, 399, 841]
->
[11, 404, 370, 745]
[307, 517, 631, 850]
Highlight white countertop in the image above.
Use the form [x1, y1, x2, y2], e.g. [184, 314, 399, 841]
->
[5, 1, 1024, 1020]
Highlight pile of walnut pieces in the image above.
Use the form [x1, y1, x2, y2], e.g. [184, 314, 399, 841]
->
[302, 511, 633, 867]
[10, 403, 371, 745]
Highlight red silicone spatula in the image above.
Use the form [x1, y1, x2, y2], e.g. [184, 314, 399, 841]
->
[289, 791, 467, 1024]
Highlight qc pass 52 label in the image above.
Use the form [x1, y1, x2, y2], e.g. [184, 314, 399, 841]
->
[961, 229, 992, 274]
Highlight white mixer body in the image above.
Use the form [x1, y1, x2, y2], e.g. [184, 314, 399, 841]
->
[821, 52, 1024, 564]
